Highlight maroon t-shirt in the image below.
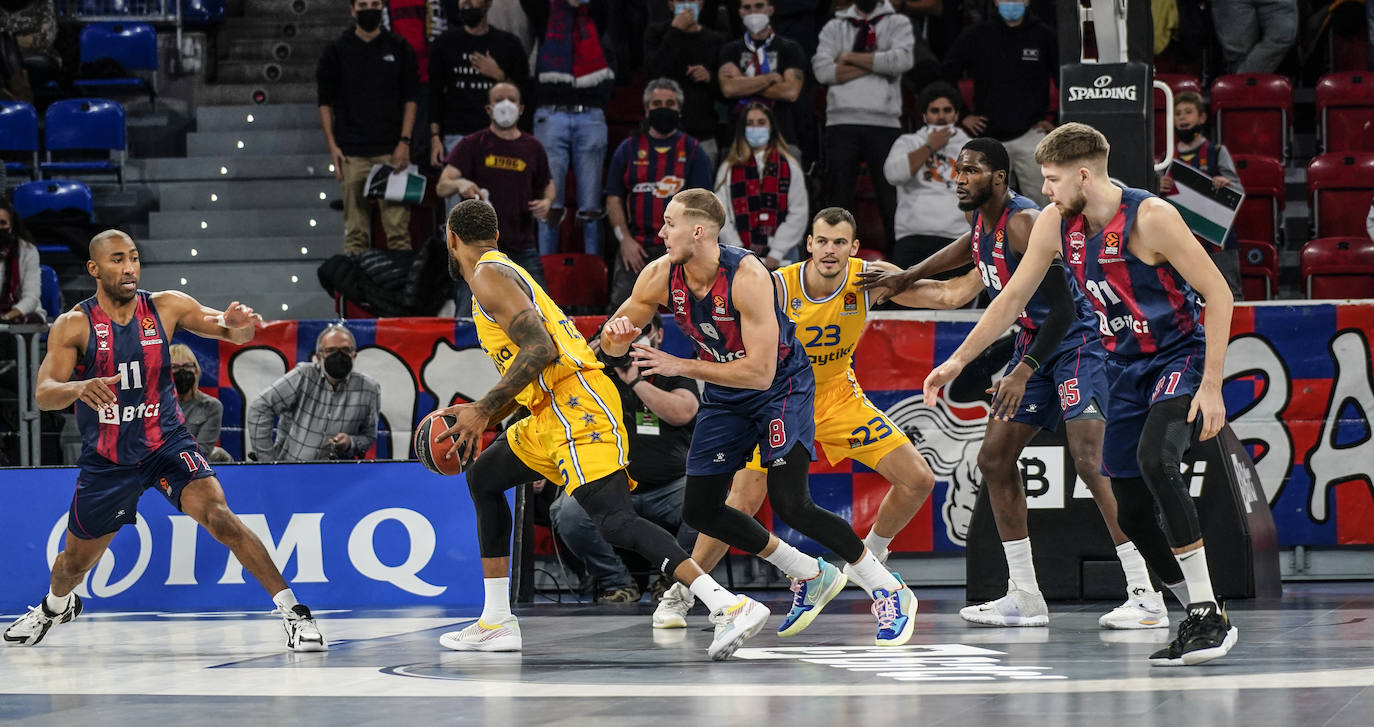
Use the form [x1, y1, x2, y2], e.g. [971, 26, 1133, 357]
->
[444, 128, 552, 252]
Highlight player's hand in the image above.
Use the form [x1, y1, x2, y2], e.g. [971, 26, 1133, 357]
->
[602, 316, 641, 351]
[631, 344, 685, 377]
[856, 267, 916, 304]
[1188, 382, 1227, 442]
[923, 358, 964, 406]
[529, 197, 552, 220]
[986, 364, 1031, 421]
[391, 142, 411, 172]
[960, 114, 988, 136]
[211, 301, 262, 329]
[435, 402, 490, 465]
[77, 374, 123, 411]
[329, 144, 345, 181]
[620, 237, 648, 273]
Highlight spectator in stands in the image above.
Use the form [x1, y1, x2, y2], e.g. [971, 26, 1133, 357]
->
[645, 0, 727, 162]
[717, 0, 806, 154]
[1211, 0, 1297, 74]
[436, 82, 555, 313]
[317, 0, 421, 253]
[0, 196, 42, 324]
[428, 0, 530, 173]
[524, 0, 616, 257]
[605, 78, 714, 311]
[170, 344, 232, 463]
[487, 0, 534, 56]
[884, 81, 972, 270]
[246, 324, 380, 463]
[813, 0, 914, 254]
[1161, 91, 1244, 298]
[551, 315, 697, 603]
[715, 102, 808, 268]
[942, 0, 1056, 206]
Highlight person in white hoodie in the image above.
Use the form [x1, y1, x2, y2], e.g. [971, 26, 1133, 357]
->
[883, 81, 972, 271]
[813, 0, 913, 254]
[715, 102, 809, 269]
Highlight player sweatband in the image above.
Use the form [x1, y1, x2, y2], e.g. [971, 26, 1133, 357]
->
[1020, 354, 1041, 371]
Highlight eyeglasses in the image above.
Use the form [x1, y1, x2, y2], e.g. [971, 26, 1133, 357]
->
[318, 347, 355, 356]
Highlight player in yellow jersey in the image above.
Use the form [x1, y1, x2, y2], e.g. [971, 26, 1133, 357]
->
[433, 199, 769, 660]
[652, 207, 939, 629]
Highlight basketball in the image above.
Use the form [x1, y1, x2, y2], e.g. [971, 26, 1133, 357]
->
[414, 411, 463, 476]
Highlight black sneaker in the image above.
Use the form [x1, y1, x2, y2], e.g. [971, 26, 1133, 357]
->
[1149, 601, 1237, 667]
[594, 584, 642, 604]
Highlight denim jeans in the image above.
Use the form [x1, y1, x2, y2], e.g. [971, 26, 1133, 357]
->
[533, 107, 607, 256]
[1211, 0, 1298, 74]
[549, 475, 695, 589]
[452, 244, 547, 316]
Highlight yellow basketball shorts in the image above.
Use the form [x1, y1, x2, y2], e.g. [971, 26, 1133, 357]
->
[746, 376, 906, 472]
[504, 369, 630, 494]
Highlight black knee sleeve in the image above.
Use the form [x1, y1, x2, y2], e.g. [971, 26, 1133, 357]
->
[572, 471, 690, 577]
[1136, 396, 1204, 548]
[766, 444, 865, 563]
[465, 436, 540, 559]
[1111, 476, 1184, 583]
[682, 471, 772, 554]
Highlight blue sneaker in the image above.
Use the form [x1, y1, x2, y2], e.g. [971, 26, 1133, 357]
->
[872, 573, 917, 646]
[777, 558, 848, 637]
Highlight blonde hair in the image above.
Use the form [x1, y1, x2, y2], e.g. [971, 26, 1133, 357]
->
[1034, 122, 1110, 170]
[169, 343, 199, 372]
[673, 188, 727, 230]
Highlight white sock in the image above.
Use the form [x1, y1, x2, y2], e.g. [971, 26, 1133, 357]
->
[271, 588, 299, 613]
[688, 574, 738, 614]
[846, 549, 901, 595]
[762, 542, 821, 580]
[1165, 580, 1190, 608]
[1115, 541, 1153, 593]
[480, 577, 513, 623]
[44, 590, 72, 614]
[863, 530, 894, 556]
[1003, 537, 1039, 593]
[1175, 547, 1216, 606]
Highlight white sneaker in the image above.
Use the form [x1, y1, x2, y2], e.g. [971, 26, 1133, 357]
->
[4, 594, 82, 647]
[440, 616, 522, 652]
[652, 582, 694, 629]
[1100, 586, 1170, 630]
[960, 580, 1049, 627]
[282, 604, 328, 652]
[707, 597, 770, 661]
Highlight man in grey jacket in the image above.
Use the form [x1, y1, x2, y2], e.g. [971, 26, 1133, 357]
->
[812, 0, 913, 254]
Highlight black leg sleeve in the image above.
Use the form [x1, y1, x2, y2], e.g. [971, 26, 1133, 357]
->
[766, 443, 865, 564]
[571, 471, 691, 577]
[464, 435, 542, 559]
[1136, 396, 1205, 548]
[682, 471, 773, 554]
[1111, 476, 1185, 583]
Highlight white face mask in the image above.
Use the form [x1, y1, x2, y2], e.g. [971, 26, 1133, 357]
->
[742, 13, 769, 35]
[491, 99, 520, 128]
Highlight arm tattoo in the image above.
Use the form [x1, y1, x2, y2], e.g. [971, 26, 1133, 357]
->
[476, 302, 558, 417]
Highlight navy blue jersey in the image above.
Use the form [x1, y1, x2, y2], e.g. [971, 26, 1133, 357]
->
[1061, 187, 1206, 358]
[668, 244, 811, 406]
[73, 291, 191, 466]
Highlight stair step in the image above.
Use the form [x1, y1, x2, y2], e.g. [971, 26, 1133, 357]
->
[243, 0, 350, 18]
[127, 154, 334, 181]
[195, 103, 319, 131]
[142, 261, 330, 295]
[150, 208, 343, 238]
[139, 235, 342, 264]
[219, 19, 350, 45]
[186, 129, 327, 157]
[139, 269, 337, 318]
[222, 38, 331, 63]
[155, 180, 338, 211]
[214, 60, 317, 85]
[196, 81, 318, 106]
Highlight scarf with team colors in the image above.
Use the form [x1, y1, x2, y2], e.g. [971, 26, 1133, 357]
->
[730, 147, 790, 252]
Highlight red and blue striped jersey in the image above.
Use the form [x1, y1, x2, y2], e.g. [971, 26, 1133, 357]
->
[1061, 187, 1205, 358]
[73, 291, 189, 465]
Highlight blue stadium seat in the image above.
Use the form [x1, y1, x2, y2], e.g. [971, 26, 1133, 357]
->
[76, 23, 157, 104]
[39, 264, 62, 319]
[39, 99, 127, 188]
[13, 180, 96, 256]
[181, 0, 227, 26]
[0, 101, 40, 182]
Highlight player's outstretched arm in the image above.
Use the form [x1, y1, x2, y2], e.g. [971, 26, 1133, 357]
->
[1137, 198, 1234, 441]
[34, 311, 121, 412]
[857, 232, 972, 303]
[871, 258, 983, 309]
[154, 290, 262, 344]
[601, 256, 670, 359]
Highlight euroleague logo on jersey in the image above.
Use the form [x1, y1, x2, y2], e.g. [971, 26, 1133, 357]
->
[141, 317, 157, 336]
[1103, 231, 1122, 256]
[713, 295, 727, 316]
[843, 291, 858, 312]
[1067, 231, 1087, 265]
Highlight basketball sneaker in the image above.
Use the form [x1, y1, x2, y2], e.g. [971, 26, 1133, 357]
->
[707, 596, 770, 661]
[1100, 586, 1170, 630]
[440, 615, 523, 652]
[777, 558, 848, 637]
[3, 593, 82, 646]
[959, 579, 1050, 627]
[872, 574, 917, 646]
[652, 582, 695, 629]
[282, 604, 328, 652]
[1149, 602, 1238, 667]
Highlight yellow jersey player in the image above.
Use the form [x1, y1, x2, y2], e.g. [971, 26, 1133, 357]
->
[435, 199, 769, 661]
[652, 206, 937, 628]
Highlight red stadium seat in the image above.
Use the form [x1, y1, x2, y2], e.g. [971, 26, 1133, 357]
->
[1238, 239, 1279, 300]
[1307, 153, 1374, 238]
[855, 248, 885, 263]
[1316, 72, 1374, 153]
[958, 79, 975, 112]
[1211, 74, 1292, 161]
[852, 198, 888, 255]
[1232, 154, 1285, 245]
[1153, 74, 1202, 159]
[1302, 237, 1374, 299]
[541, 253, 609, 312]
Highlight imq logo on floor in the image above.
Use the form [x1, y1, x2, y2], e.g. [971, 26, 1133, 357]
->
[734, 645, 1066, 682]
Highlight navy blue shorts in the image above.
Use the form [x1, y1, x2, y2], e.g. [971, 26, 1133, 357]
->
[69, 435, 216, 540]
[687, 373, 817, 476]
[1005, 335, 1110, 433]
[1101, 344, 1205, 478]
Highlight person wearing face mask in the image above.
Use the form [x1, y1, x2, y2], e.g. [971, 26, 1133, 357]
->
[644, 0, 726, 162]
[427, 0, 530, 169]
[883, 81, 974, 272]
[717, 0, 806, 153]
[246, 324, 381, 463]
[168, 344, 232, 464]
[317, 0, 421, 253]
[714, 102, 808, 269]
[436, 82, 555, 314]
[0, 196, 44, 325]
[941, 0, 1057, 207]
[604, 78, 715, 312]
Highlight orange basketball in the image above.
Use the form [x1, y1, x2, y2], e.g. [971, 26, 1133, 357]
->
[414, 411, 463, 476]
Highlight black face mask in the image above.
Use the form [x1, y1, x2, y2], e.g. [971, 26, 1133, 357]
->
[173, 370, 198, 396]
[647, 107, 680, 135]
[0, 229, 14, 249]
[323, 351, 354, 380]
[1175, 125, 1201, 143]
[458, 7, 485, 27]
[854, 0, 879, 13]
[356, 8, 383, 32]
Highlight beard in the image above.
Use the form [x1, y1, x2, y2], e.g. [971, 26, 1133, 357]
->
[447, 252, 464, 282]
[957, 186, 992, 211]
[101, 277, 138, 304]
[1057, 189, 1088, 218]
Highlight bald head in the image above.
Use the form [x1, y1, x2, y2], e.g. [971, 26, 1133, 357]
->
[89, 229, 134, 261]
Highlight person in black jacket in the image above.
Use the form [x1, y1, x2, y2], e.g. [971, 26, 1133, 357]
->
[644, 0, 726, 162]
[317, 0, 420, 252]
